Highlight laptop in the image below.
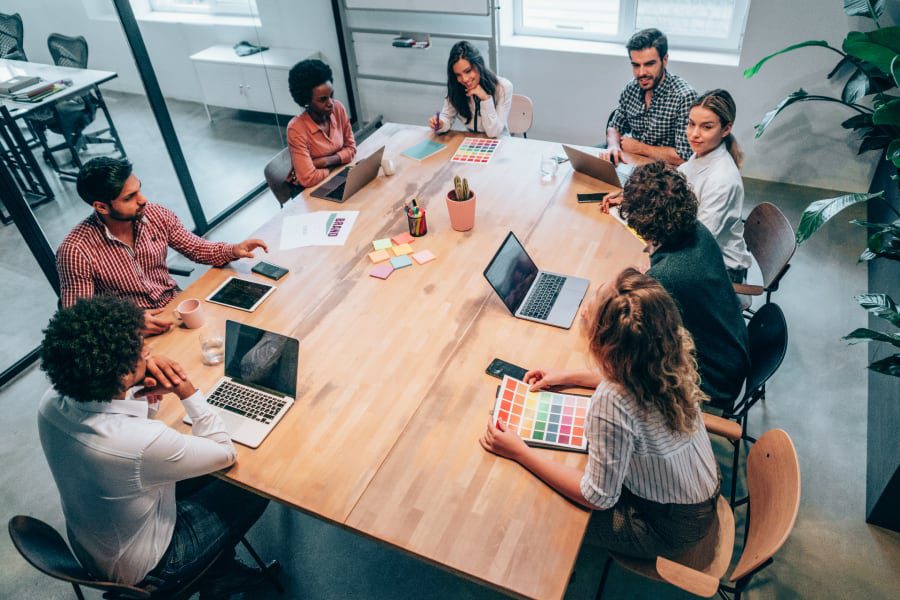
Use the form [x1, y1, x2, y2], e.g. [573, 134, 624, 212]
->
[563, 144, 634, 192]
[483, 231, 590, 329]
[310, 146, 385, 202]
[184, 321, 299, 448]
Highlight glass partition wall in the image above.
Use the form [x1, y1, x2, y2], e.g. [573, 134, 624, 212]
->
[0, 0, 304, 385]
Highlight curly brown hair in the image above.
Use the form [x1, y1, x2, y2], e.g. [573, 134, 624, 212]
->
[584, 268, 707, 433]
[620, 161, 698, 247]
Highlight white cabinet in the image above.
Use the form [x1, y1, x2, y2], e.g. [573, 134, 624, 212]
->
[190, 46, 318, 118]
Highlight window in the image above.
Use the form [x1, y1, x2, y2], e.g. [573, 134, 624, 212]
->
[514, 0, 751, 52]
[148, 0, 259, 18]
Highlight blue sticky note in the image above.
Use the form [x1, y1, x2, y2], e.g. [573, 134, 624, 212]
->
[390, 255, 413, 269]
[402, 139, 447, 161]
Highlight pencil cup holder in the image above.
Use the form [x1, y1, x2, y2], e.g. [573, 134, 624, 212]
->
[407, 208, 427, 237]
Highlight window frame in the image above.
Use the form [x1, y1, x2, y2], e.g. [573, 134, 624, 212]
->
[148, 0, 259, 18]
[512, 0, 751, 53]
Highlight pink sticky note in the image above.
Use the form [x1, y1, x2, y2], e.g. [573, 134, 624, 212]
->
[392, 232, 415, 245]
[368, 250, 390, 263]
[369, 264, 394, 279]
[392, 243, 413, 256]
[412, 249, 436, 265]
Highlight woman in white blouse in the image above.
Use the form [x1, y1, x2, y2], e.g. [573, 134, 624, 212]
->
[678, 89, 753, 282]
[427, 41, 513, 138]
[480, 268, 719, 559]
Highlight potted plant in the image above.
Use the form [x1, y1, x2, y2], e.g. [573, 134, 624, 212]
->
[447, 175, 476, 231]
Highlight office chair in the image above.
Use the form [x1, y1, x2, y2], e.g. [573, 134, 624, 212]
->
[596, 429, 801, 600]
[0, 13, 27, 61]
[734, 202, 796, 312]
[264, 147, 302, 207]
[9, 515, 281, 599]
[26, 33, 126, 175]
[508, 94, 534, 138]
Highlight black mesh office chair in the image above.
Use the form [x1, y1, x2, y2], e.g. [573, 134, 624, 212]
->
[0, 13, 27, 61]
[27, 33, 126, 175]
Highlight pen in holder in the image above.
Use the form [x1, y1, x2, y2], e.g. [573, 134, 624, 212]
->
[406, 199, 427, 237]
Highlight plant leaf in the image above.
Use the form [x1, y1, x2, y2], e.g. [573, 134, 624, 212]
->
[858, 134, 891, 154]
[796, 192, 883, 244]
[849, 219, 898, 229]
[868, 354, 900, 377]
[892, 55, 900, 88]
[855, 293, 900, 327]
[754, 90, 810, 138]
[828, 55, 856, 80]
[842, 113, 873, 129]
[744, 41, 833, 79]
[842, 68, 870, 104]
[843, 0, 885, 19]
[873, 98, 900, 126]
[843, 328, 900, 347]
[843, 28, 900, 76]
[888, 139, 900, 167]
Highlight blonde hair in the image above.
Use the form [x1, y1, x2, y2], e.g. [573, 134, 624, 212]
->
[584, 268, 707, 433]
[694, 89, 743, 169]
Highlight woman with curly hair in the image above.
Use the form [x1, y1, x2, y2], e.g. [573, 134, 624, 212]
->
[480, 268, 720, 558]
[427, 41, 513, 138]
[620, 161, 749, 410]
[286, 58, 356, 187]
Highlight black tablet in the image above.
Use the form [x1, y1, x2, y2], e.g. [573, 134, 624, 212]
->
[205, 277, 276, 312]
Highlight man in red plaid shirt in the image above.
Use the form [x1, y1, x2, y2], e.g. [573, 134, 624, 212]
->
[57, 157, 268, 336]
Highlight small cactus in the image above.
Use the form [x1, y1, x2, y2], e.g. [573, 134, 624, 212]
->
[453, 175, 470, 201]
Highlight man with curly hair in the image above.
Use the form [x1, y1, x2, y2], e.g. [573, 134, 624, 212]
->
[56, 156, 269, 336]
[37, 296, 272, 595]
[618, 161, 749, 410]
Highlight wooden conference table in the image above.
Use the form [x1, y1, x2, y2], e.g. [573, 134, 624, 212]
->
[152, 123, 646, 599]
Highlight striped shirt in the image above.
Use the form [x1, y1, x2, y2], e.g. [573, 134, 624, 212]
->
[609, 71, 697, 161]
[57, 203, 237, 310]
[580, 380, 718, 509]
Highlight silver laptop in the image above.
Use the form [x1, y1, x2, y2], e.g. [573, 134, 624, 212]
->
[483, 231, 590, 329]
[184, 321, 299, 448]
[310, 146, 385, 202]
[563, 144, 633, 191]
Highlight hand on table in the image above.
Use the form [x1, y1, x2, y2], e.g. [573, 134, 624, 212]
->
[600, 191, 623, 214]
[480, 416, 529, 462]
[233, 238, 269, 259]
[523, 368, 569, 392]
[142, 308, 173, 336]
[137, 355, 196, 401]
[602, 147, 622, 166]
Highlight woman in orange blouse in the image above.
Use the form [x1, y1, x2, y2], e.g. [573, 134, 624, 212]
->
[286, 59, 356, 188]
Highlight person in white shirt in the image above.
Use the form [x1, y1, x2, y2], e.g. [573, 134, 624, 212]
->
[37, 296, 272, 595]
[480, 268, 719, 559]
[678, 89, 753, 282]
[428, 41, 513, 138]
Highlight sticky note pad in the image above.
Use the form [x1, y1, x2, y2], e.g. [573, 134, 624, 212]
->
[392, 243, 413, 256]
[368, 250, 391, 263]
[373, 238, 392, 250]
[390, 255, 413, 269]
[391, 232, 415, 245]
[412, 249, 436, 265]
[369, 264, 394, 279]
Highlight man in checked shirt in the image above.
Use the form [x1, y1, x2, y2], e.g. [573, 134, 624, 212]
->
[604, 28, 697, 167]
[57, 157, 269, 336]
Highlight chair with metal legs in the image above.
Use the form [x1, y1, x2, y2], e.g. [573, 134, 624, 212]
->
[0, 13, 27, 61]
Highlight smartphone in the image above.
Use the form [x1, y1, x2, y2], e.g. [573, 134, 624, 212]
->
[251, 261, 289, 281]
[577, 192, 608, 203]
[486, 358, 528, 381]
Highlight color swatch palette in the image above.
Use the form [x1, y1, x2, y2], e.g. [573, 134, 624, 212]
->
[492, 376, 589, 453]
[451, 137, 500, 164]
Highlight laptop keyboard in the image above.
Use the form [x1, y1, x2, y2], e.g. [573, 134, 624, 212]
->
[520, 273, 565, 320]
[207, 380, 287, 425]
[326, 181, 346, 200]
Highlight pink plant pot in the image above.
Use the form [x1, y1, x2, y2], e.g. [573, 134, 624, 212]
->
[446, 190, 476, 232]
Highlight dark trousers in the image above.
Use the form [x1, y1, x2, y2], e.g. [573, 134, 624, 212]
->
[140, 476, 269, 592]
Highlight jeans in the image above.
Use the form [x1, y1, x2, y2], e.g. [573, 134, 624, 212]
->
[140, 476, 269, 592]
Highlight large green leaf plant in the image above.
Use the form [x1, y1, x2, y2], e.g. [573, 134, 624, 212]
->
[745, 0, 900, 378]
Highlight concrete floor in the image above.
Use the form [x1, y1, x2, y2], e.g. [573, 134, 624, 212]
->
[2, 110, 899, 598]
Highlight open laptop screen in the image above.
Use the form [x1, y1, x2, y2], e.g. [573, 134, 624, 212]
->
[483, 232, 540, 314]
[224, 321, 299, 397]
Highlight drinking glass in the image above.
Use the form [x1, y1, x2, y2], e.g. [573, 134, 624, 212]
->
[540, 153, 557, 182]
[199, 326, 225, 366]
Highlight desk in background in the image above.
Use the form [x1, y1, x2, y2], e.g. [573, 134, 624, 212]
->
[151, 124, 647, 599]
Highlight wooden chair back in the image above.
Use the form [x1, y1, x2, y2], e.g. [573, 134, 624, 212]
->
[744, 202, 796, 292]
[508, 94, 534, 137]
[730, 429, 801, 582]
[264, 147, 301, 207]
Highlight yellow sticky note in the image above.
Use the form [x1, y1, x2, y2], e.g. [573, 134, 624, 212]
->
[393, 243, 413, 256]
[368, 250, 391, 263]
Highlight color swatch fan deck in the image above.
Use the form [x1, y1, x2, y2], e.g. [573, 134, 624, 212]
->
[492, 376, 589, 453]
[451, 137, 500, 164]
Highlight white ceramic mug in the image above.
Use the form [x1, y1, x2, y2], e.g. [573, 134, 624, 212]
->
[173, 298, 206, 329]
